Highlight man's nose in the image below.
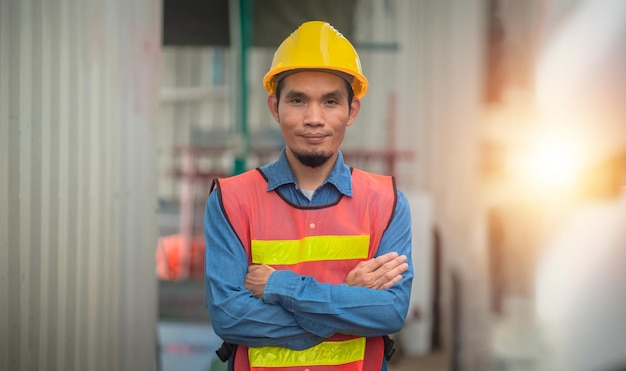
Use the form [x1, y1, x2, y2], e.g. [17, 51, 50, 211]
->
[304, 104, 324, 126]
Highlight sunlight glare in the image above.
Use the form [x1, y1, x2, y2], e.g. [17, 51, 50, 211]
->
[510, 139, 581, 192]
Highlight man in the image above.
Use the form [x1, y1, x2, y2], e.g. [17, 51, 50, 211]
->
[204, 21, 413, 371]
[533, 1, 626, 370]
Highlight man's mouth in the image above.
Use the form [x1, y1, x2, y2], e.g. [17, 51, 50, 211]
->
[302, 133, 327, 144]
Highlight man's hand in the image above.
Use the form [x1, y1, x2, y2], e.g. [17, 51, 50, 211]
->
[344, 252, 408, 290]
[245, 264, 275, 298]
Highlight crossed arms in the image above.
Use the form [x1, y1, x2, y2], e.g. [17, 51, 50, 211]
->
[204, 190, 414, 350]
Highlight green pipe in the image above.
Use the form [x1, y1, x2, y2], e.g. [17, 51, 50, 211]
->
[230, 0, 253, 175]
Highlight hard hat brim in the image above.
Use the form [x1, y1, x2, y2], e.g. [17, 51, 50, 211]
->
[263, 66, 368, 99]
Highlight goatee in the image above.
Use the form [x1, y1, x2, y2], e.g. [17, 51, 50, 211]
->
[293, 151, 331, 168]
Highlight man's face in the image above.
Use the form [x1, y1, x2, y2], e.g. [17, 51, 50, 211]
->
[267, 71, 360, 168]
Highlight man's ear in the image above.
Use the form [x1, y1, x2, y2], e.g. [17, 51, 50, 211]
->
[267, 94, 280, 123]
[346, 97, 361, 127]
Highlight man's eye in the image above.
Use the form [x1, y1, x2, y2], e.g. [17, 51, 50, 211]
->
[326, 99, 339, 105]
[290, 98, 303, 104]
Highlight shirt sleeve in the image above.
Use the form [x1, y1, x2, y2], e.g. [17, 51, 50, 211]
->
[262, 189, 414, 338]
[204, 190, 326, 350]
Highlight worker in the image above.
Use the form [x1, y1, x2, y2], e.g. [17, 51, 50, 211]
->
[204, 21, 413, 371]
[533, 1, 626, 370]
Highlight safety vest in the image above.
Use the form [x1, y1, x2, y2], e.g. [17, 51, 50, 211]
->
[214, 168, 396, 371]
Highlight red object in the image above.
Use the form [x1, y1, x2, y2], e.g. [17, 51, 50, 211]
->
[156, 234, 205, 281]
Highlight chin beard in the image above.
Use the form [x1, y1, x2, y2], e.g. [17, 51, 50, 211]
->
[292, 150, 332, 168]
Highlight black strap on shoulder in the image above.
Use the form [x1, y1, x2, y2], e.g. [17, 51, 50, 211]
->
[383, 335, 396, 361]
[216, 341, 237, 362]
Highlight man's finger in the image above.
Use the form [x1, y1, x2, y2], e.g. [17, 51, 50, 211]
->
[366, 252, 399, 272]
[369, 254, 407, 280]
[380, 274, 403, 290]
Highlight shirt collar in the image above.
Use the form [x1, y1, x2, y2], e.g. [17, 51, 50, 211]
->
[261, 148, 353, 197]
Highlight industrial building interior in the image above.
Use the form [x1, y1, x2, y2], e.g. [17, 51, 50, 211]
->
[155, 2, 552, 369]
[3, 0, 626, 370]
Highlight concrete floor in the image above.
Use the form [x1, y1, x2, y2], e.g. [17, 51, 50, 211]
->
[158, 321, 223, 371]
[388, 351, 449, 371]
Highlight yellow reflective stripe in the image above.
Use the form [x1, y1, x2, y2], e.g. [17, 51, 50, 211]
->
[251, 235, 370, 265]
[249, 337, 366, 367]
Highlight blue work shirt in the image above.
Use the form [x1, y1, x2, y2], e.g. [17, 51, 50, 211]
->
[204, 149, 414, 370]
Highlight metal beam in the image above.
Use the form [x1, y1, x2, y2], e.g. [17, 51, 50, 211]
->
[229, 0, 253, 174]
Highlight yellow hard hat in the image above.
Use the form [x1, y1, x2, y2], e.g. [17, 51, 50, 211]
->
[263, 21, 369, 99]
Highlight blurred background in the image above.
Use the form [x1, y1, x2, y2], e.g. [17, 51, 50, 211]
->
[2, 0, 625, 370]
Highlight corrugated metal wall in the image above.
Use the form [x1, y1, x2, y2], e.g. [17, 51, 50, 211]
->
[0, 0, 161, 370]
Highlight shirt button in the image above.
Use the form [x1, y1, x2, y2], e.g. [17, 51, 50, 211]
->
[309, 223, 315, 229]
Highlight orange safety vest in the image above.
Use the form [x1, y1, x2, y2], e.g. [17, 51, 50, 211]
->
[214, 168, 396, 371]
